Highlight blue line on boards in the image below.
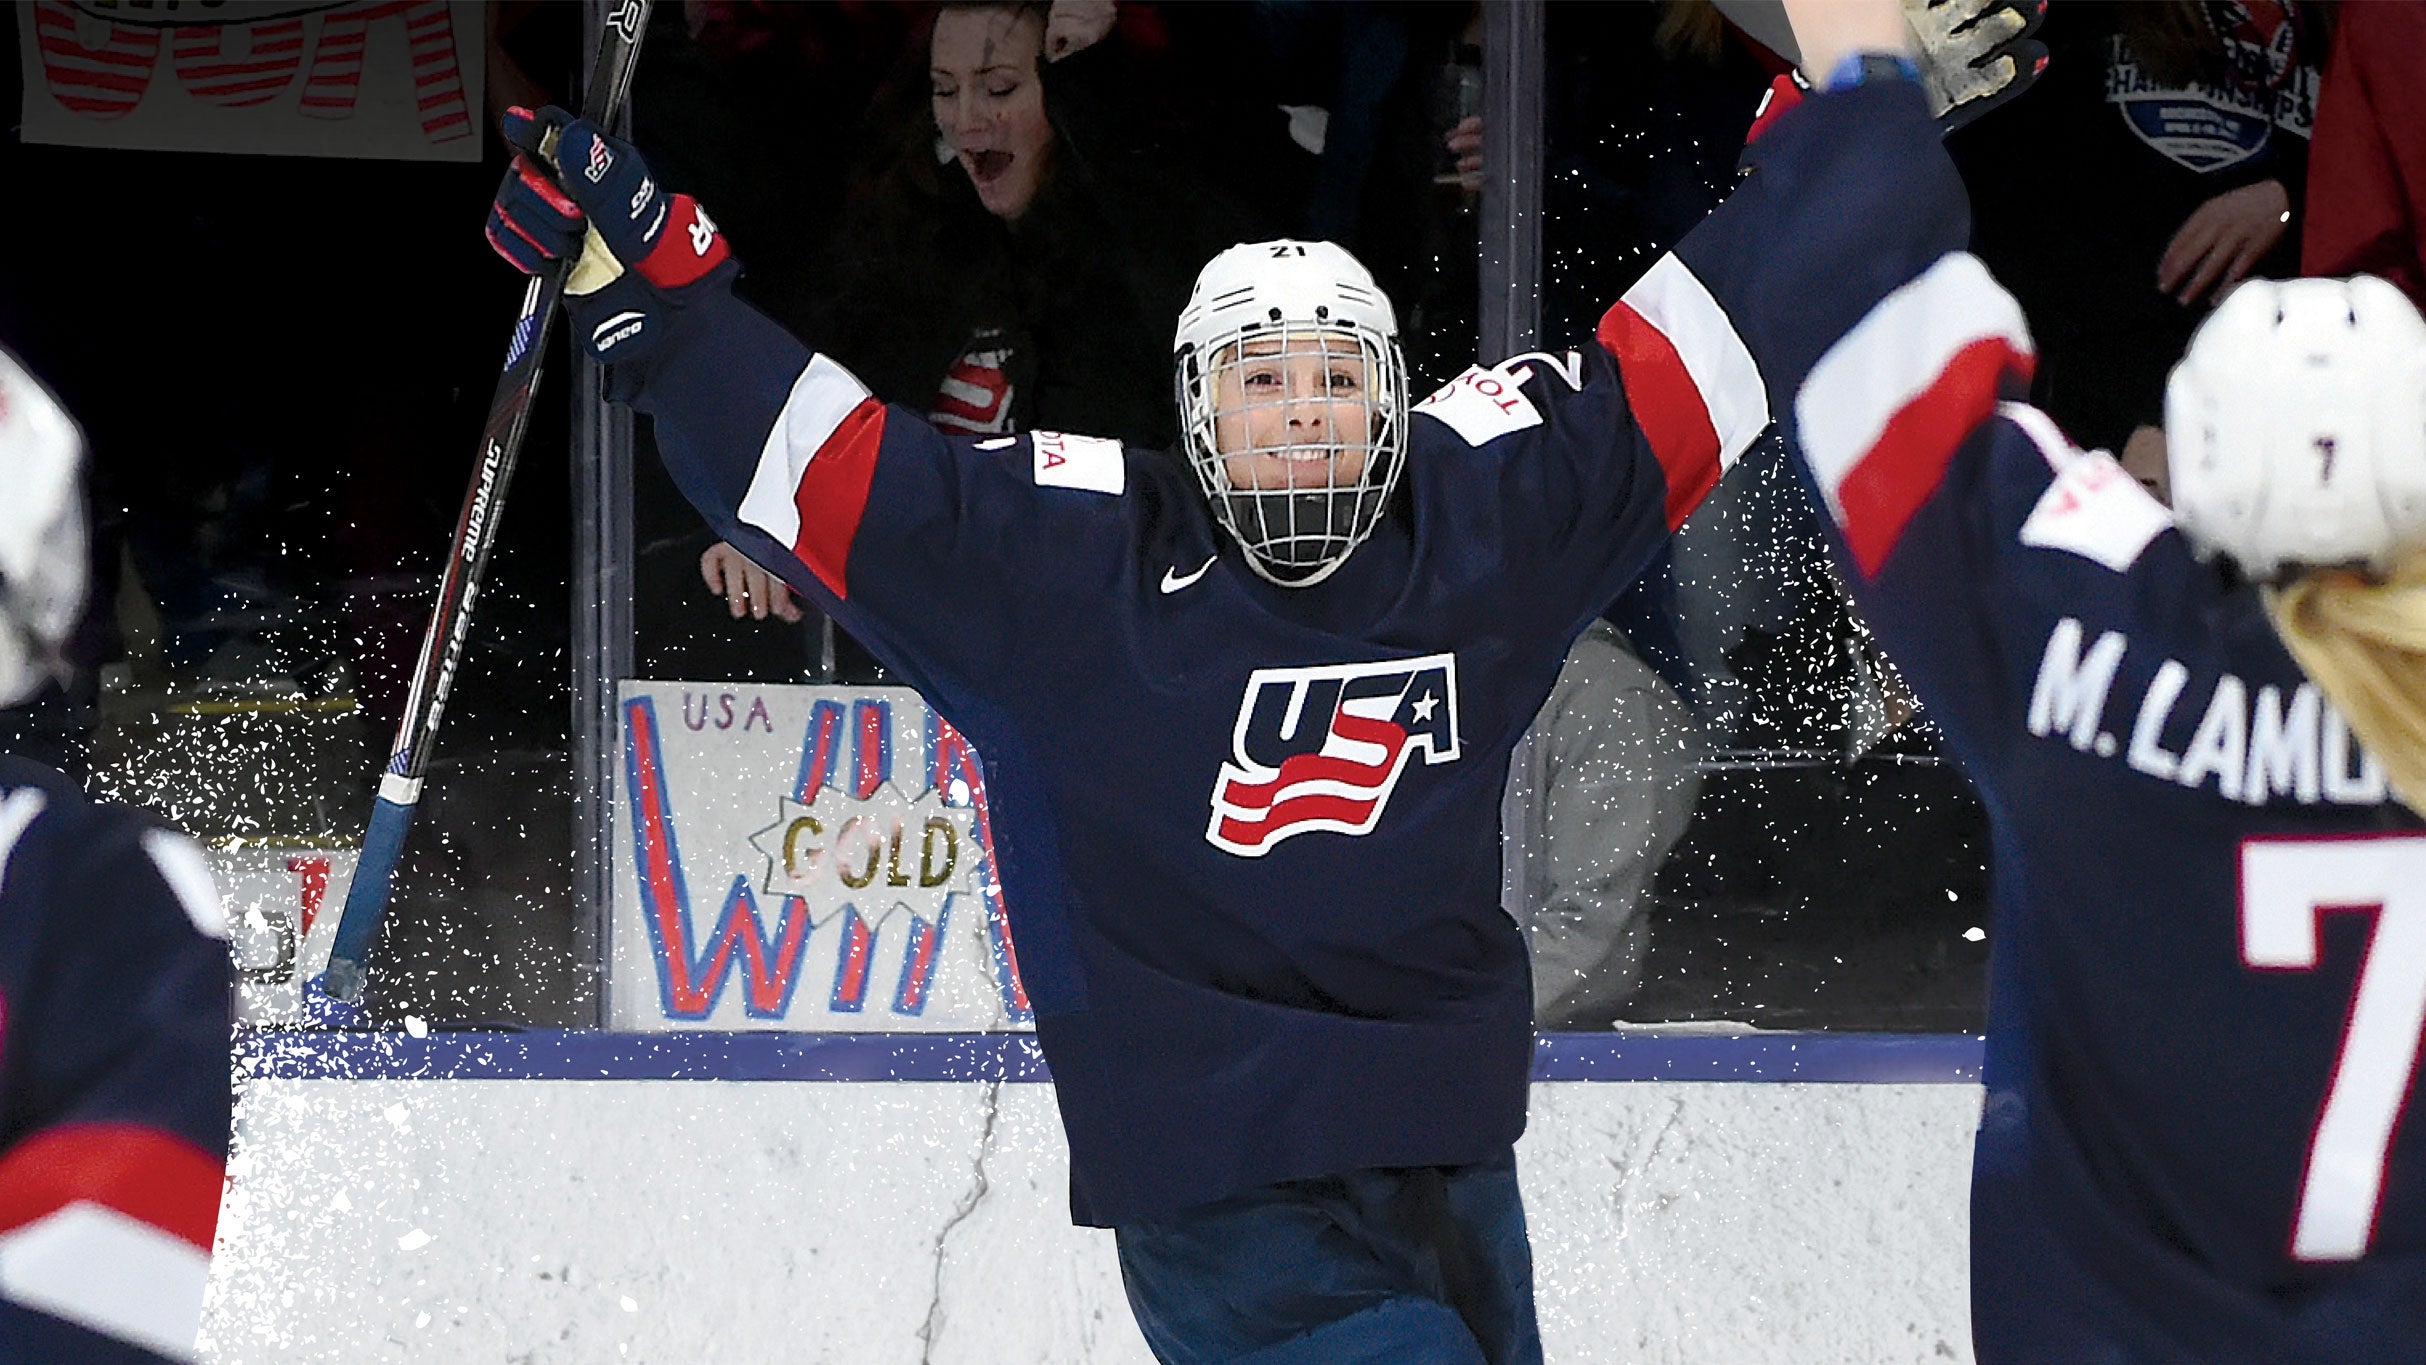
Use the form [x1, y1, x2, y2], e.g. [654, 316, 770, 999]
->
[238, 1029, 1984, 1085]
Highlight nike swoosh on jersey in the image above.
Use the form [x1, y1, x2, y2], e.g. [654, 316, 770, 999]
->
[1160, 556, 1217, 594]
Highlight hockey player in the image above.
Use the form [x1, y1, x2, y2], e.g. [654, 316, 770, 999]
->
[485, 5, 1925, 1358]
[1743, 137, 2426, 1365]
[0, 352, 233, 1363]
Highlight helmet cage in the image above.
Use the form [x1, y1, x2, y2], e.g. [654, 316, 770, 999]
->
[1176, 316, 1409, 588]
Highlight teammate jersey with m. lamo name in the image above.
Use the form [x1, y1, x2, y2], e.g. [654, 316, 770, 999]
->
[1762, 195, 2424, 1355]
[614, 82, 1955, 1227]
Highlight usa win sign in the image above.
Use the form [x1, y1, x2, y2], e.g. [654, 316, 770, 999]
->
[610, 682, 1031, 1031]
[17, 1, 483, 162]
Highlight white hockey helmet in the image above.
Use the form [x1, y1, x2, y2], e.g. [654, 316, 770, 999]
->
[0, 349, 85, 709]
[1173, 239, 1408, 587]
[2166, 275, 2426, 580]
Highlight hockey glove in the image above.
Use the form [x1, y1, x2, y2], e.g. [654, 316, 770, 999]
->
[1902, 0, 2047, 131]
[484, 104, 735, 367]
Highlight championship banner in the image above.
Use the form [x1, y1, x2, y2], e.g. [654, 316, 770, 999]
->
[611, 682, 1033, 1032]
[215, 844, 358, 1026]
[2104, 4, 2315, 174]
[17, 1, 483, 162]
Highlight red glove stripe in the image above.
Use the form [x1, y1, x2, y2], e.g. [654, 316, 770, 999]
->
[513, 155, 582, 218]
[494, 212, 555, 260]
[633, 196, 732, 290]
[500, 104, 546, 155]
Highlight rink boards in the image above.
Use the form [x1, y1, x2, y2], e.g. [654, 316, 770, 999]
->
[206, 1031, 1983, 1364]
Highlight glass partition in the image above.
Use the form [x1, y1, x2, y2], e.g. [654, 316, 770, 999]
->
[6, 1, 2000, 1038]
[598, 0, 1512, 1033]
[2, 0, 593, 1027]
[1526, 1, 1990, 1032]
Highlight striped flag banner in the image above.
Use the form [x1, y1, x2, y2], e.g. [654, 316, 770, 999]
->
[18, 1, 481, 162]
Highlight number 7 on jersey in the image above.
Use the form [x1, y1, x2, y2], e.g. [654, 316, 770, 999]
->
[2240, 834, 2426, 1261]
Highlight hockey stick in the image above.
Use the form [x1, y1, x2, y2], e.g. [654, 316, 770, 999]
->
[318, 0, 654, 1007]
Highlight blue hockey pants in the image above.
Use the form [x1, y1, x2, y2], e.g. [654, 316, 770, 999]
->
[1112, 1149, 1542, 1365]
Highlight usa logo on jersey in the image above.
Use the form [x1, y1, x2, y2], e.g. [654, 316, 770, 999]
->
[1207, 654, 1460, 856]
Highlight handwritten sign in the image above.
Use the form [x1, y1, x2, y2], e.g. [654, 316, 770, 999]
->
[611, 682, 1032, 1032]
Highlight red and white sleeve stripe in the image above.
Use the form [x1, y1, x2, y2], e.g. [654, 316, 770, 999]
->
[1794, 253, 2036, 577]
[737, 355, 890, 599]
[0, 1123, 223, 1362]
[1597, 254, 1772, 530]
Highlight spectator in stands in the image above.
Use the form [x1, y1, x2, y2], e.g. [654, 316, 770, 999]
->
[1533, 3, 1786, 752]
[698, 541, 803, 625]
[2300, 0, 2425, 309]
[1951, 1, 2327, 462]
[1216, 3, 1484, 383]
[802, 0, 1262, 446]
[690, 0, 1266, 634]
[1511, 622, 1705, 1029]
[1471, 5, 1788, 1024]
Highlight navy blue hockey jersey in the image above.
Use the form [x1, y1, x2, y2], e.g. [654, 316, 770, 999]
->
[0, 757, 231, 1364]
[1755, 97, 2426, 1365]
[617, 83, 1934, 1226]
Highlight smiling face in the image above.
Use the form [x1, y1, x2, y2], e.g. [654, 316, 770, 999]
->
[930, 6, 1053, 222]
[1210, 334, 1376, 491]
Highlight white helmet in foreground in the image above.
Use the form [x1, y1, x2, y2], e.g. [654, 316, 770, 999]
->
[1174, 240, 1408, 587]
[0, 349, 87, 709]
[2166, 275, 2426, 580]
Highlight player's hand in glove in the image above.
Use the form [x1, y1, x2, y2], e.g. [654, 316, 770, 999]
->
[484, 104, 735, 365]
[1733, 0, 2042, 131]
[1902, 0, 2046, 131]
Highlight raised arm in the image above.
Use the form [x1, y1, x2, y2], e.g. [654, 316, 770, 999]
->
[1415, 46, 2027, 646]
[1588, 34, 2067, 757]
[483, 108, 1136, 714]
[1633, 34, 2213, 768]
[1780, 0, 1916, 84]
[1553, 52, 1996, 545]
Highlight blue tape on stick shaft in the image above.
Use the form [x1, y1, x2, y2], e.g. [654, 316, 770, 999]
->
[322, 793, 417, 1001]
